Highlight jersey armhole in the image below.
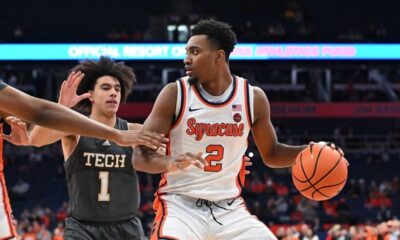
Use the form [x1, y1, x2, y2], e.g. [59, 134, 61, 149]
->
[171, 79, 186, 129]
[62, 134, 80, 163]
[244, 80, 254, 127]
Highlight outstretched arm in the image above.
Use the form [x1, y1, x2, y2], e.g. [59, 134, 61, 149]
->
[0, 82, 152, 147]
[28, 72, 167, 149]
[132, 83, 206, 174]
[252, 87, 306, 168]
[30, 71, 90, 147]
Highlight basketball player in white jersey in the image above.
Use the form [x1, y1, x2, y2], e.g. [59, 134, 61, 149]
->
[132, 19, 344, 240]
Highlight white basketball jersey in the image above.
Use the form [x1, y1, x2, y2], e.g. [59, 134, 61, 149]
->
[158, 75, 255, 201]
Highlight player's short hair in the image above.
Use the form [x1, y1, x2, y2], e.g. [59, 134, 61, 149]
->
[71, 56, 136, 111]
[191, 19, 237, 61]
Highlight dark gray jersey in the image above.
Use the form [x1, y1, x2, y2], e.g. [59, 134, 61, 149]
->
[64, 118, 139, 222]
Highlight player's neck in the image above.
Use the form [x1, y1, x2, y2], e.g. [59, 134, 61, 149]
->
[199, 68, 232, 96]
[89, 111, 117, 128]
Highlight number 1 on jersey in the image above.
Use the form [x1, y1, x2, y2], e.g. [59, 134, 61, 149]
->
[98, 171, 110, 202]
[204, 145, 224, 172]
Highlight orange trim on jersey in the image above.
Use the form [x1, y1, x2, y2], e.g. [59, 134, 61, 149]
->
[243, 79, 252, 129]
[152, 133, 180, 239]
[235, 156, 246, 197]
[151, 195, 180, 240]
[157, 174, 167, 196]
[151, 195, 163, 240]
[171, 80, 187, 130]
[0, 126, 17, 240]
[156, 132, 171, 196]
[192, 77, 239, 108]
[166, 132, 171, 157]
[0, 175, 16, 240]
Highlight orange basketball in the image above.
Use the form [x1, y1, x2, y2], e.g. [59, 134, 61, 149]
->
[292, 143, 348, 201]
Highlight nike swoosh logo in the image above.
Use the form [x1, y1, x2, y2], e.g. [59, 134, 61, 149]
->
[189, 107, 203, 112]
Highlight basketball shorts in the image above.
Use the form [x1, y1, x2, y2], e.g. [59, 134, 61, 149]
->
[151, 194, 277, 240]
[0, 174, 17, 240]
[64, 216, 146, 240]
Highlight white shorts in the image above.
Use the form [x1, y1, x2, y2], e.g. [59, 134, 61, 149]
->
[0, 175, 17, 240]
[151, 194, 277, 240]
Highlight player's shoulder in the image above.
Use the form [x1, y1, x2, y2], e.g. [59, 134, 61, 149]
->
[164, 76, 192, 89]
[159, 77, 189, 99]
[152, 80, 180, 114]
[163, 81, 178, 92]
[251, 86, 270, 122]
[155, 82, 177, 106]
[252, 86, 268, 101]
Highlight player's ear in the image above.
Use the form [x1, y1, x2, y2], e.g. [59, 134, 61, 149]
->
[216, 50, 226, 63]
[88, 90, 94, 102]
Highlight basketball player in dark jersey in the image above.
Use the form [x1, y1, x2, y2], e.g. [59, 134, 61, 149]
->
[0, 77, 167, 239]
[30, 57, 204, 240]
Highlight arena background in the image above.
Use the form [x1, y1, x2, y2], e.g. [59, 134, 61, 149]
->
[1, 0, 400, 239]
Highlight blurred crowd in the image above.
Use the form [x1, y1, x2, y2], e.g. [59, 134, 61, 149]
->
[13, 198, 400, 240]
[13, 216, 400, 240]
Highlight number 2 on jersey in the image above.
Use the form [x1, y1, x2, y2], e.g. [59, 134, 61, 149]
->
[204, 145, 224, 172]
[98, 171, 110, 201]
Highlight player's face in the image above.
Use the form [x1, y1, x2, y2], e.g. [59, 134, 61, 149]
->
[184, 35, 218, 82]
[90, 76, 121, 115]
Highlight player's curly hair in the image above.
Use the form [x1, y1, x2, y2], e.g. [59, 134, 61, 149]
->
[70, 56, 136, 111]
[191, 19, 237, 61]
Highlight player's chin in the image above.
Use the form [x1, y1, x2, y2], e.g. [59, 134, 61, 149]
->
[186, 70, 195, 77]
[105, 105, 119, 113]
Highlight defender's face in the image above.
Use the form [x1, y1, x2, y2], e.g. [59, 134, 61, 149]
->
[184, 35, 218, 82]
[90, 76, 121, 114]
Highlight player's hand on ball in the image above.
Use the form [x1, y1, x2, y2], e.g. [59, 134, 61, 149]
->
[168, 152, 207, 172]
[293, 142, 349, 201]
[309, 141, 348, 166]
